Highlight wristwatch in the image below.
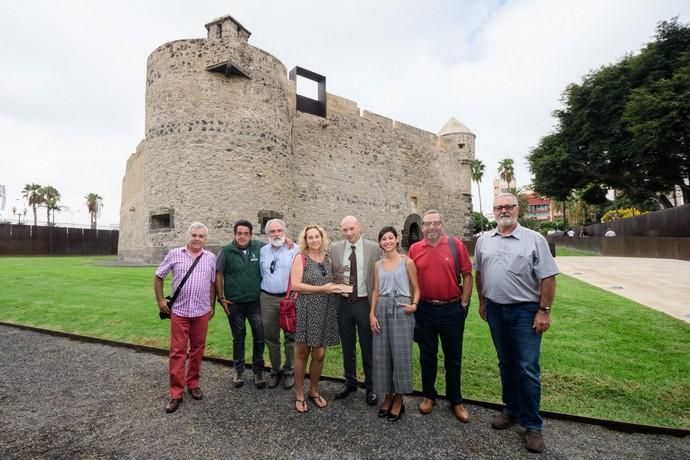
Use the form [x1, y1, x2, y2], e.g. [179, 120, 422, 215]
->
[539, 306, 551, 313]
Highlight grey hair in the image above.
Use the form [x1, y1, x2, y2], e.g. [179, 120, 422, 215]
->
[186, 222, 208, 238]
[265, 218, 286, 233]
[422, 209, 444, 223]
[495, 193, 519, 206]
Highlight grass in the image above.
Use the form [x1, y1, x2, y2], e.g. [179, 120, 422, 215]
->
[556, 246, 598, 257]
[1, 256, 688, 429]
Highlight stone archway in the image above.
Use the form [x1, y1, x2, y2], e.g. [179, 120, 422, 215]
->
[402, 213, 422, 250]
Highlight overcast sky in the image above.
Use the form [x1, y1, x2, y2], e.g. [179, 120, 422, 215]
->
[1, 0, 688, 227]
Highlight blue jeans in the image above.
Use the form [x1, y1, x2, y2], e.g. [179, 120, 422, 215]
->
[414, 300, 466, 405]
[486, 300, 543, 431]
[227, 299, 265, 373]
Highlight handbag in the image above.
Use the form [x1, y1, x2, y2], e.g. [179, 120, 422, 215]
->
[160, 253, 203, 320]
[279, 253, 305, 333]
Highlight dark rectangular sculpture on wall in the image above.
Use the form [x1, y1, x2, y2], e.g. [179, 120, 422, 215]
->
[289, 66, 326, 117]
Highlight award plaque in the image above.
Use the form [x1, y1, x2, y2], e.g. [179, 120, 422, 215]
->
[333, 264, 354, 294]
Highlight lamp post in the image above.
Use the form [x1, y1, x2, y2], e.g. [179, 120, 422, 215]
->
[12, 206, 27, 224]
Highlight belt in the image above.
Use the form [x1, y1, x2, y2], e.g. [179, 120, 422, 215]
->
[342, 295, 368, 302]
[422, 298, 458, 306]
[261, 290, 286, 297]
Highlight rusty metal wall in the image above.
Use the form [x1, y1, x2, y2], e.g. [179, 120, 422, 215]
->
[0, 224, 118, 256]
[579, 204, 690, 237]
[549, 235, 690, 261]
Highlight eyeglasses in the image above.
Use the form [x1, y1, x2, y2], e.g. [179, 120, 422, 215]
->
[422, 221, 442, 227]
[493, 205, 517, 212]
[318, 263, 328, 277]
[270, 259, 277, 274]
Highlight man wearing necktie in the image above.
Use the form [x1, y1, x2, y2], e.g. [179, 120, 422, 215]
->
[331, 215, 381, 406]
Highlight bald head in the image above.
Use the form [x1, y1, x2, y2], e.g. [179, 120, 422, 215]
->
[340, 215, 362, 243]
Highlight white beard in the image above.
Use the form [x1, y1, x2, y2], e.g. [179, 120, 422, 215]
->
[270, 236, 286, 247]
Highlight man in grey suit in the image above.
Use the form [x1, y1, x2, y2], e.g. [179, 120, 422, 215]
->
[331, 215, 380, 406]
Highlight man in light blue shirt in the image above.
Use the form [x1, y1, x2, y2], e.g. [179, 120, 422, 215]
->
[260, 218, 299, 389]
[475, 193, 559, 454]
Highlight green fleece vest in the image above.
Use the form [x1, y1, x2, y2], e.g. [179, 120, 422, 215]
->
[222, 240, 262, 303]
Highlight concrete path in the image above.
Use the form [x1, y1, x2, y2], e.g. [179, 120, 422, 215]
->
[555, 257, 690, 324]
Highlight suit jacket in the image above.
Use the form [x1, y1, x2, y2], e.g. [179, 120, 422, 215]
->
[330, 238, 380, 298]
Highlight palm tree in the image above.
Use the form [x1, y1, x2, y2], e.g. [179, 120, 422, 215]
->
[39, 186, 61, 226]
[497, 158, 515, 189]
[21, 183, 43, 226]
[471, 159, 486, 225]
[85, 193, 103, 230]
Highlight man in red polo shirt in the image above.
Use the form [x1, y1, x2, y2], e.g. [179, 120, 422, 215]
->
[408, 209, 473, 422]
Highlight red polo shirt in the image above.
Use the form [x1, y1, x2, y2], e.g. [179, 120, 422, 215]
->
[408, 235, 472, 300]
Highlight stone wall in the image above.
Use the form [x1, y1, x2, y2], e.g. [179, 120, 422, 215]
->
[118, 15, 474, 263]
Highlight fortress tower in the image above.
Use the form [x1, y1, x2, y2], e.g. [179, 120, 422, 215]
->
[119, 15, 474, 263]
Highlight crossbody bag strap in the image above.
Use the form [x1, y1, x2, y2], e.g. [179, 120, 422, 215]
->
[168, 253, 203, 307]
[285, 253, 306, 299]
[448, 236, 462, 288]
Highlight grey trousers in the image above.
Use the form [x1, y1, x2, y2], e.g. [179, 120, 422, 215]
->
[260, 292, 294, 374]
[372, 295, 415, 395]
[337, 296, 373, 390]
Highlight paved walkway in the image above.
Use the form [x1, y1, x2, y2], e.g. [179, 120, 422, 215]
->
[1, 325, 688, 459]
[555, 257, 690, 324]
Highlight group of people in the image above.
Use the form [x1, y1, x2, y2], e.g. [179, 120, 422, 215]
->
[154, 193, 559, 454]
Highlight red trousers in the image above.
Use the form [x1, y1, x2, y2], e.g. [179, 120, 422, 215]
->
[169, 312, 210, 398]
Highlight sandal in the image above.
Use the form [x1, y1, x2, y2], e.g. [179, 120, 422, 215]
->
[295, 399, 308, 413]
[308, 393, 328, 409]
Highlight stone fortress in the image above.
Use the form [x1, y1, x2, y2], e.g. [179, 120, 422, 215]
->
[118, 14, 475, 263]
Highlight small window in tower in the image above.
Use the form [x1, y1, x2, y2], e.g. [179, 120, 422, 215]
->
[150, 209, 174, 231]
[217, 23, 223, 39]
[458, 143, 465, 149]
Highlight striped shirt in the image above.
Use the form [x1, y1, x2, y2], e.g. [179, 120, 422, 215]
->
[155, 247, 216, 318]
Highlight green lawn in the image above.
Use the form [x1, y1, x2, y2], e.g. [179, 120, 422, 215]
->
[1, 256, 688, 428]
[556, 246, 598, 256]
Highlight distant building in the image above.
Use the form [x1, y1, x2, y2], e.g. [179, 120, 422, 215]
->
[493, 177, 517, 197]
[521, 190, 562, 222]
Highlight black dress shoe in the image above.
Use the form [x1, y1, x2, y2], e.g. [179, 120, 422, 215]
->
[388, 403, 405, 422]
[188, 387, 203, 400]
[165, 398, 182, 413]
[366, 390, 378, 406]
[334, 384, 357, 400]
[377, 407, 390, 418]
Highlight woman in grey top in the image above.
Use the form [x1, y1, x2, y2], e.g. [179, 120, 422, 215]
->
[369, 226, 420, 422]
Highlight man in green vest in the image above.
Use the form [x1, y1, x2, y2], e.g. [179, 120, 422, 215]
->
[216, 219, 266, 389]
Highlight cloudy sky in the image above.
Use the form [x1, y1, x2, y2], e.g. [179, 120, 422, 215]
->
[1, 0, 688, 227]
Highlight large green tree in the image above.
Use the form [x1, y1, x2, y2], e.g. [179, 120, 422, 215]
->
[21, 183, 43, 226]
[528, 18, 690, 208]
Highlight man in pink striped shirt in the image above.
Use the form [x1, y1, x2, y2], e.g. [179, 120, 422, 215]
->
[154, 222, 217, 413]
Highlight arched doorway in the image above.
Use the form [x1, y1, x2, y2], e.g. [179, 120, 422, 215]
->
[402, 213, 422, 250]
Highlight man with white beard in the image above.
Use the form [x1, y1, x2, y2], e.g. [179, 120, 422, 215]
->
[259, 219, 299, 389]
[474, 193, 559, 454]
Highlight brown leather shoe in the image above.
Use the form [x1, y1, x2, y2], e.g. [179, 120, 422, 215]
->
[452, 404, 470, 423]
[188, 387, 203, 400]
[418, 397, 436, 415]
[165, 398, 182, 413]
[525, 430, 545, 453]
[491, 413, 518, 429]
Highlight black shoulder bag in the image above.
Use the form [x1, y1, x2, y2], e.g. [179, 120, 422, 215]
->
[160, 255, 203, 320]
